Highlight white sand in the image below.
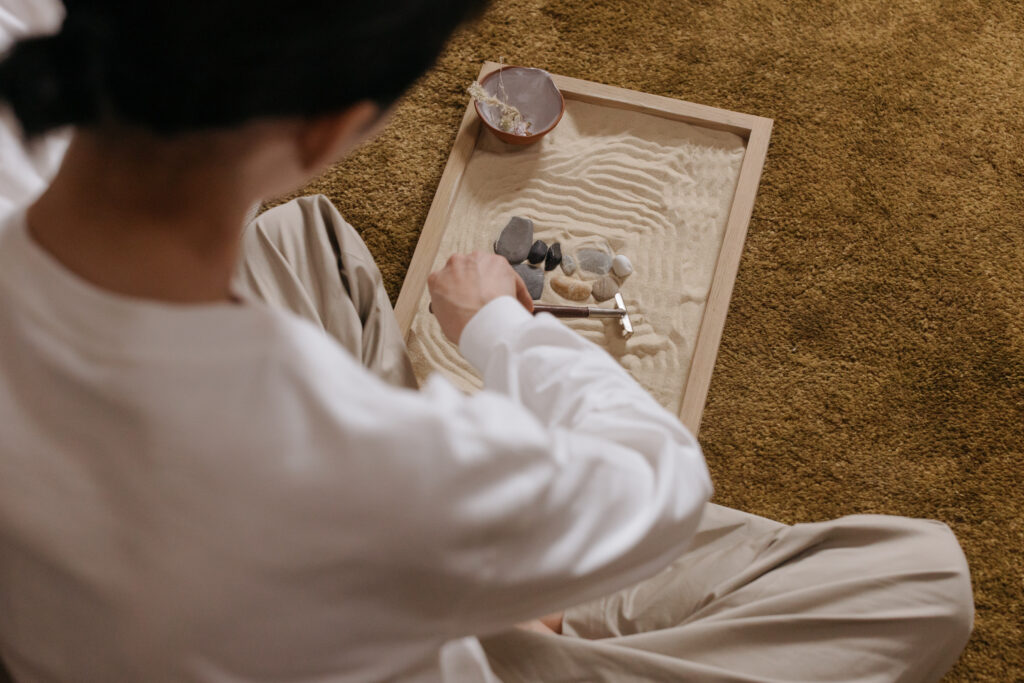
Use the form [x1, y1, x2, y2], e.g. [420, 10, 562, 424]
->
[406, 99, 745, 414]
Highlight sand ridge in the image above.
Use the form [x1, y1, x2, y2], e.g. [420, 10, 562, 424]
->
[406, 99, 745, 413]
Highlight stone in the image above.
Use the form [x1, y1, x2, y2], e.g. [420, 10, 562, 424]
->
[527, 239, 548, 265]
[591, 275, 619, 302]
[551, 275, 591, 302]
[494, 216, 533, 264]
[544, 242, 562, 271]
[513, 263, 544, 300]
[612, 254, 633, 278]
[577, 248, 612, 275]
[560, 253, 576, 276]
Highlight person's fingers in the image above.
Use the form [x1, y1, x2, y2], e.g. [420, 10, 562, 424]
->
[513, 270, 534, 313]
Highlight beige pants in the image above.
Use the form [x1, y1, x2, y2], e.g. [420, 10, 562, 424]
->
[235, 196, 974, 682]
[234, 194, 418, 390]
[483, 504, 972, 682]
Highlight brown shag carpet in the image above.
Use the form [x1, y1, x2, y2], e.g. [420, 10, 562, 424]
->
[282, 1, 1024, 679]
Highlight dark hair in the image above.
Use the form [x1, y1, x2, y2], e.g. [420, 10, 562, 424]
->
[0, 0, 488, 137]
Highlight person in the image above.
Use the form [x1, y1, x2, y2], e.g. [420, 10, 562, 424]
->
[0, 1, 973, 681]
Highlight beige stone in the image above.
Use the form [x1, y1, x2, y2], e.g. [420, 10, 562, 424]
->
[591, 276, 619, 302]
[551, 275, 591, 302]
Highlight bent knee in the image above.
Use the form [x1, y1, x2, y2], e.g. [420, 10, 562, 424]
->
[868, 516, 974, 645]
[248, 194, 335, 241]
[244, 194, 370, 263]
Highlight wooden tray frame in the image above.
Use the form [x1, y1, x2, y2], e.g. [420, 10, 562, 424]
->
[395, 61, 772, 436]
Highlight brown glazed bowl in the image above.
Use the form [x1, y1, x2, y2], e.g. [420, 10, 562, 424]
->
[474, 66, 565, 145]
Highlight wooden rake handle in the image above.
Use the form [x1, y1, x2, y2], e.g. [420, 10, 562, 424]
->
[531, 304, 591, 318]
[428, 302, 623, 319]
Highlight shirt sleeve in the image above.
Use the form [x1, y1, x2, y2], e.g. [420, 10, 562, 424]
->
[290, 296, 712, 638]
[0, 0, 70, 218]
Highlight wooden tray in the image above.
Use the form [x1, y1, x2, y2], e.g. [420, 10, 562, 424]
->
[395, 62, 772, 436]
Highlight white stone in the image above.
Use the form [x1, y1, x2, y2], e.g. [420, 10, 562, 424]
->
[612, 254, 633, 278]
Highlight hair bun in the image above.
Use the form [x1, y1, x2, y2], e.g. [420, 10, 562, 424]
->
[0, 22, 99, 137]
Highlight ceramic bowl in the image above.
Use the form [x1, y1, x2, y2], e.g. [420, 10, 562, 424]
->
[474, 66, 565, 145]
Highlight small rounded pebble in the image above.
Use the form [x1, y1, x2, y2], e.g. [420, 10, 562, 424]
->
[551, 275, 591, 302]
[512, 263, 544, 300]
[577, 248, 613, 275]
[591, 275, 619, 302]
[560, 253, 577, 276]
[527, 240, 548, 265]
[612, 254, 633, 278]
[544, 242, 562, 271]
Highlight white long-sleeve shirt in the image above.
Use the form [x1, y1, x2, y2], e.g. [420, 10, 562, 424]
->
[0, 210, 711, 680]
[0, 4, 712, 681]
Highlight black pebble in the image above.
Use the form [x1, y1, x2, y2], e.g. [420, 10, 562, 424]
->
[527, 240, 548, 265]
[544, 242, 562, 271]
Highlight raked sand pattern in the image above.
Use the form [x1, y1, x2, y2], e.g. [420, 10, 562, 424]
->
[406, 99, 745, 413]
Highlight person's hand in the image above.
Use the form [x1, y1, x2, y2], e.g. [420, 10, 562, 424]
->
[428, 252, 534, 344]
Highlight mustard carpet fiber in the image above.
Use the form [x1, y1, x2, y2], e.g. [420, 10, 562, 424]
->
[283, 1, 1024, 678]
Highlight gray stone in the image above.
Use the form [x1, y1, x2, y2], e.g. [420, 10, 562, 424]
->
[494, 216, 533, 264]
[560, 253, 576, 276]
[591, 275, 619, 302]
[612, 254, 633, 278]
[513, 263, 545, 300]
[528, 240, 548, 265]
[577, 248, 612, 275]
[545, 242, 562, 271]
